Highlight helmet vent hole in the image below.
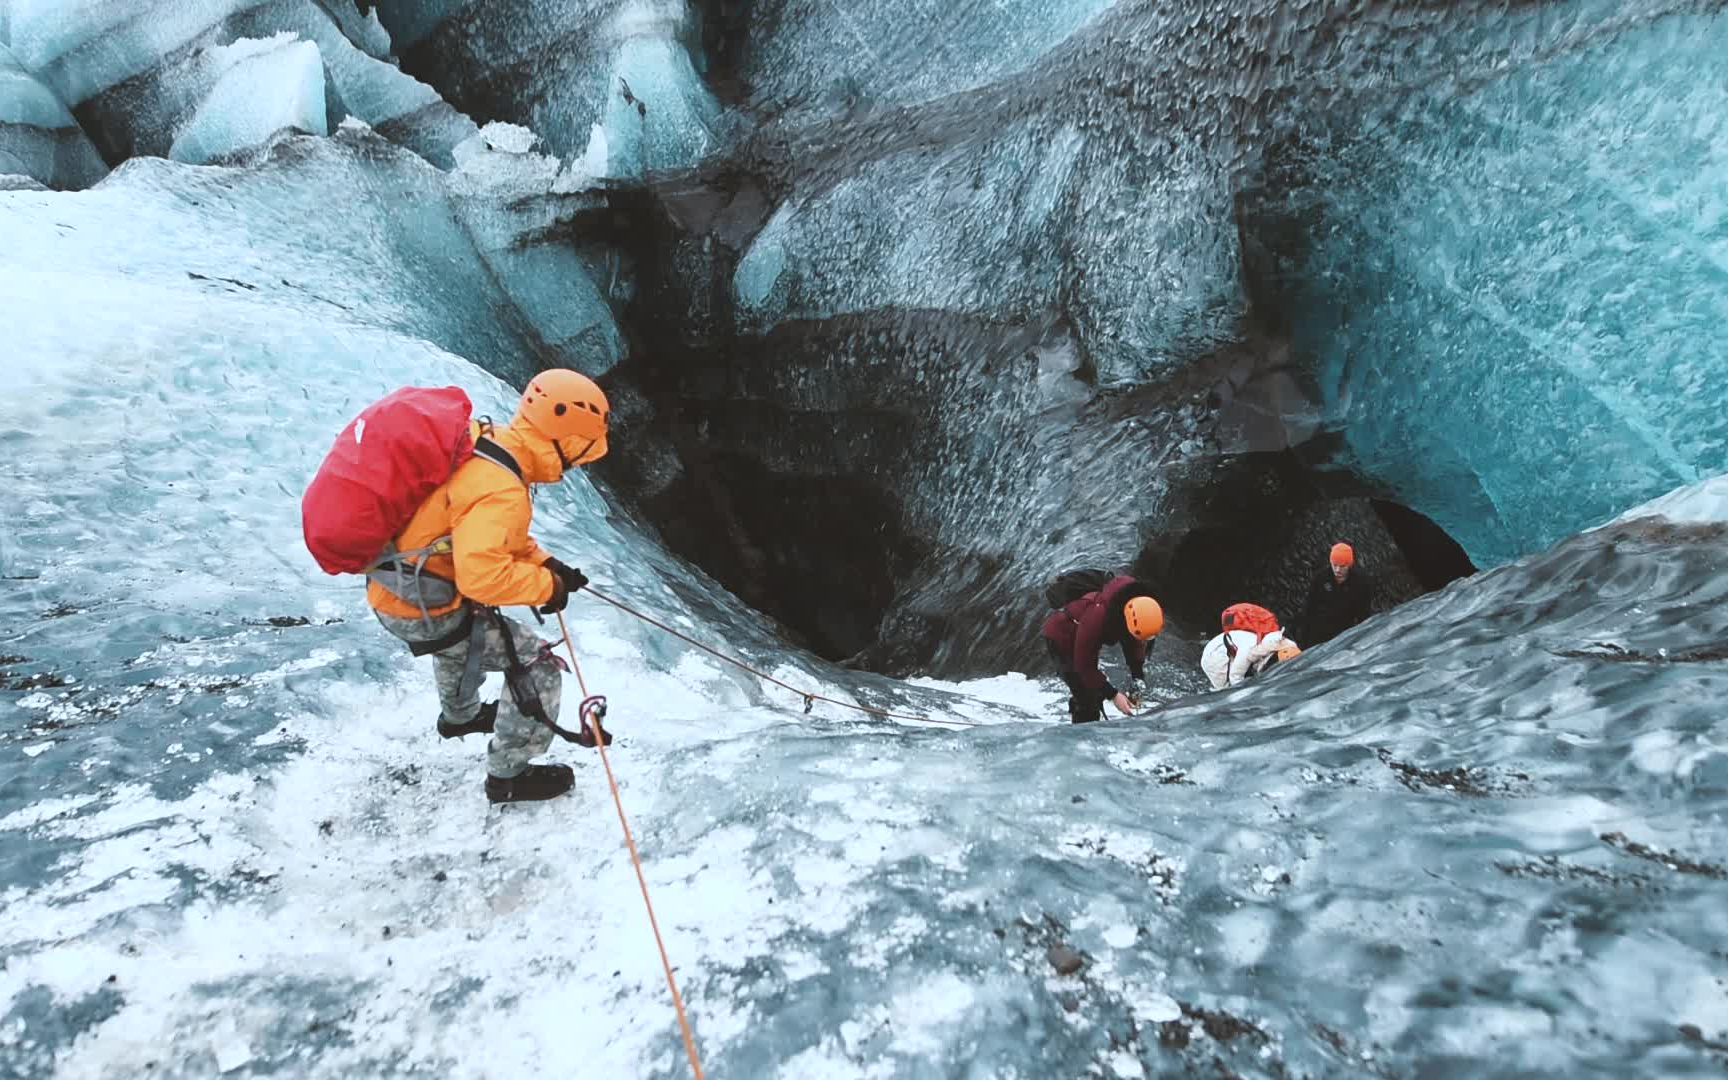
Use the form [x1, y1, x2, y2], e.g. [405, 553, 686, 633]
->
[554, 403, 567, 416]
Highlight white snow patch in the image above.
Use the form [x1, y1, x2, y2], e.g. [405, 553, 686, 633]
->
[1608, 471, 1728, 527]
[0, 793, 99, 832]
[886, 972, 976, 1055]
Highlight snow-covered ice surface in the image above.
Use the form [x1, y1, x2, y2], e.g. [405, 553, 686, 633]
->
[4, 160, 1728, 1074]
[3, 2, 1728, 1076]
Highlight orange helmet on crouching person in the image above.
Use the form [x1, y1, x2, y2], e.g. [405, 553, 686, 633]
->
[1124, 596, 1163, 641]
[515, 368, 609, 468]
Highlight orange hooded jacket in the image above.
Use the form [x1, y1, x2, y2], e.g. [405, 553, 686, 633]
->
[366, 417, 575, 620]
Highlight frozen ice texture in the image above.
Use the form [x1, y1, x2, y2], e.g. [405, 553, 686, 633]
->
[0, 42, 105, 188]
[168, 35, 328, 165]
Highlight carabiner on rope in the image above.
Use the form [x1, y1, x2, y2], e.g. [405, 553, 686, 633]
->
[579, 694, 608, 726]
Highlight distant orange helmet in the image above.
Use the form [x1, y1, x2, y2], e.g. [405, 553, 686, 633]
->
[1124, 596, 1163, 641]
[516, 368, 608, 465]
[1330, 542, 1354, 567]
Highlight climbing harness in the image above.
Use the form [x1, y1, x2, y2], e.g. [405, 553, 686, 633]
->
[480, 605, 604, 746]
[554, 613, 705, 1079]
[577, 585, 983, 729]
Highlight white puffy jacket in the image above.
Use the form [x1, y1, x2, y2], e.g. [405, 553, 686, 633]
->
[1201, 629, 1291, 690]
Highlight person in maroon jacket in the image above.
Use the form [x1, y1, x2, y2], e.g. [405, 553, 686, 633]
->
[1041, 574, 1165, 723]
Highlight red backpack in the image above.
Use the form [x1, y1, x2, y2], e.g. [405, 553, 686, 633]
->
[1220, 602, 1280, 642]
[301, 387, 479, 575]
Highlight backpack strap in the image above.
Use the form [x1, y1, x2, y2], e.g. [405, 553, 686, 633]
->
[472, 435, 524, 486]
[362, 437, 521, 630]
[365, 538, 459, 630]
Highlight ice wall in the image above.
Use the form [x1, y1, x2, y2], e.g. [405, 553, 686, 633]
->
[370, 0, 726, 178]
[1251, 6, 1728, 565]
[0, 42, 105, 188]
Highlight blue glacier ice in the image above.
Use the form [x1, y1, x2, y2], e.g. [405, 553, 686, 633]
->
[1, 0, 477, 171]
[0, 43, 105, 189]
[598, 0, 1728, 671]
[167, 34, 328, 165]
[1259, 7, 1728, 568]
[4, 1, 1728, 1078]
[370, 0, 728, 177]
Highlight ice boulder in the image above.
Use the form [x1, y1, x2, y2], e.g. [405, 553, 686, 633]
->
[168, 35, 327, 165]
[4, 0, 475, 168]
[446, 122, 630, 371]
[0, 42, 105, 188]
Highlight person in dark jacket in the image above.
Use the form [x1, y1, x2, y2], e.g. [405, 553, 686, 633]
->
[1298, 542, 1373, 647]
[1041, 574, 1164, 723]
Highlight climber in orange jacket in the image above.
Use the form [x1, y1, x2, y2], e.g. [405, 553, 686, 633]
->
[368, 369, 610, 804]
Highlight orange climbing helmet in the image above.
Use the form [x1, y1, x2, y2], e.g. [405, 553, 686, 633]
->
[1124, 596, 1163, 640]
[515, 368, 609, 465]
[1330, 542, 1354, 567]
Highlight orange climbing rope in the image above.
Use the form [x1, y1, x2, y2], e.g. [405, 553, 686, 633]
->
[580, 585, 982, 728]
[556, 613, 706, 1080]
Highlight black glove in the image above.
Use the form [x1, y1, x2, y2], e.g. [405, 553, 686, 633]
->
[543, 556, 589, 593]
[537, 574, 571, 615]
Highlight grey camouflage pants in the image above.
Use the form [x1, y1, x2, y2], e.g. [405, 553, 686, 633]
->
[374, 605, 563, 779]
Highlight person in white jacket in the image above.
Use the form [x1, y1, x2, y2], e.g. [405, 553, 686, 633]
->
[1201, 629, 1300, 690]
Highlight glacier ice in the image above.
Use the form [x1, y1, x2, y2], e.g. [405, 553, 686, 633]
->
[4, 2, 1728, 1076]
[3, 0, 477, 170]
[0, 125, 628, 379]
[730, 0, 1123, 122]
[447, 122, 631, 368]
[1252, 4, 1728, 569]
[595, 1, 1728, 672]
[0, 42, 104, 188]
[371, 0, 727, 177]
[168, 34, 328, 165]
[2, 258, 1726, 1074]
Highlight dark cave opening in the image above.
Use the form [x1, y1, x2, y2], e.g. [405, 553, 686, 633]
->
[1370, 498, 1476, 592]
[636, 447, 920, 663]
[1139, 453, 1475, 640]
[590, 180, 926, 666]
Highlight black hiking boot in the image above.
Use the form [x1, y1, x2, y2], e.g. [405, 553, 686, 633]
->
[439, 701, 497, 739]
[485, 763, 575, 804]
